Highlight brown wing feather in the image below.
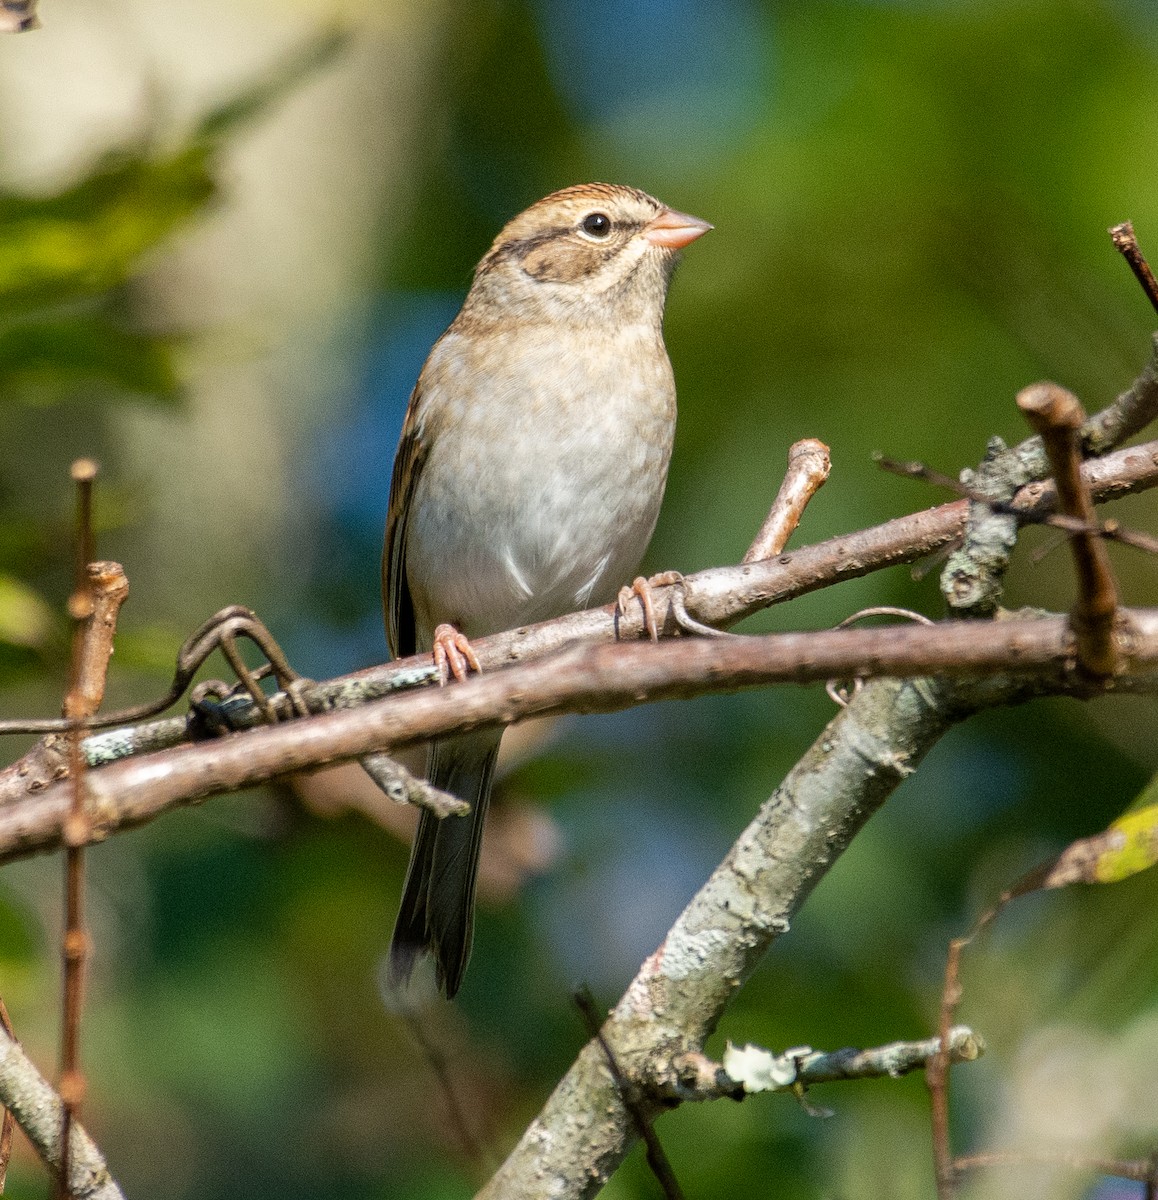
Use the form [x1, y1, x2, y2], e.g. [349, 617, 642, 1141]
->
[382, 386, 427, 660]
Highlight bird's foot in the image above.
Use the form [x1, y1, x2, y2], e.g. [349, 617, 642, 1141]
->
[617, 571, 682, 642]
[432, 623, 482, 685]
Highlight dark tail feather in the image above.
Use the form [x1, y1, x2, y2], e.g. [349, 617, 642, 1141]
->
[388, 729, 501, 998]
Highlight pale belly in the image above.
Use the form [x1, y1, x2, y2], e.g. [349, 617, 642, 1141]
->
[403, 336, 676, 644]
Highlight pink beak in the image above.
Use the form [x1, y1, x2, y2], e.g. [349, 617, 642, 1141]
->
[642, 207, 713, 249]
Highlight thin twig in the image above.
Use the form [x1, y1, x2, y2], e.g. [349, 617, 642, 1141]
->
[1017, 383, 1120, 677]
[825, 607, 933, 708]
[743, 438, 831, 563]
[574, 988, 684, 1200]
[954, 1149, 1158, 1186]
[57, 462, 121, 1200]
[1110, 222, 1158, 316]
[928, 936, 964, 1198]
[355, 753, 469, 818]
[0, 604, 310, 736]
[672, 1026, 983, 1102]
[877, 452, 1158, 555]
[0, 998, 14, 1193]
[391, 1002, 485, 1166]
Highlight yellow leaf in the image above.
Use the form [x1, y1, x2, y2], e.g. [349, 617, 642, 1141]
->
[0, 573, 53, 647]
[1095, 804, 1158, 883]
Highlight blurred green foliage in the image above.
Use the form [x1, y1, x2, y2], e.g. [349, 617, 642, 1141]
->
[0, 25, 345, 667]
[0, 3, 1157, 1199]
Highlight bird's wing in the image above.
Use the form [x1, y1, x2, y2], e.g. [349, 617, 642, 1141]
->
[382, 384, 428, 660]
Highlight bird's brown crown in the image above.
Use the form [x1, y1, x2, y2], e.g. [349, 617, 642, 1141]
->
[477, 183, 667, 288]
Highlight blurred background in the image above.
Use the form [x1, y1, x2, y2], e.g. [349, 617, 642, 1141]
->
[0, 0, 1157, 1196]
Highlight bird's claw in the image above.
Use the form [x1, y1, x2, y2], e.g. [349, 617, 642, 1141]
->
[432, 623, 482, 684]
[617, 571, 682, 642]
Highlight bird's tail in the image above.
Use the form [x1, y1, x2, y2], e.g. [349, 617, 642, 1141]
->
[387, 729, 501, 998]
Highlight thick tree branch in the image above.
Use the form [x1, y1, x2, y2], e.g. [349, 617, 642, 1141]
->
[473, 672, 964, 1197]
[0, 1022, 122, 1199]
[472, 634, 1117, 1199]
[3, 609, 1158, 863]
[36, 433, 1155, 789]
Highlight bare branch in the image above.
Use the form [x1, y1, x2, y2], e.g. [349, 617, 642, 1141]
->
[58, 461, 111, 1200]
[357, 752, 470, 818]
[22, 434, 1152, 796]
[63, 562, 127, 724]
[475, 667, 1020, 1199]
[1017, 382, 1120, 677]
[792, 1026, 984, 1087]
[5, 608, 1158, 865]
[1110, 221, 1158, 317]
[954, 1149, 1158, 1189]
[1083, 333, 1158, 455]
[674, 1026, 983, 1102]
[742, 438, 831, 563]
[0, 1013, 123, 1198]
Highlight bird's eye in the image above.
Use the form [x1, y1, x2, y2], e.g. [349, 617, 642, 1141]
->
[580, 212, 612, 239]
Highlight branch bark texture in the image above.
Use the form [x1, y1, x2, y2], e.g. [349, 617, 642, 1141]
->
[0, 1022, 123, 1199]
[45, 433, 1158, 786]
[474, 654, 1090, 1198]
[5, 610, 1158, 864]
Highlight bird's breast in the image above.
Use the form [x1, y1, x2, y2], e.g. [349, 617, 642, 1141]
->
[404, 324, 677, 641]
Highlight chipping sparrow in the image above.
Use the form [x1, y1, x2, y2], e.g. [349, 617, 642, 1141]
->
[384, 183, 711, 996]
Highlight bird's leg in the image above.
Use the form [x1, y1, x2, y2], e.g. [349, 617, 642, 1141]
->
[432, 623, 482, 685]
[617, 571, 682, 642]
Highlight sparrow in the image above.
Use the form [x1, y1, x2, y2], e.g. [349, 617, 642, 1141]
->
[383, 182, 711, 997]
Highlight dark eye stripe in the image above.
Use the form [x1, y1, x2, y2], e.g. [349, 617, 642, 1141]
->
[483, 217, 650, 280]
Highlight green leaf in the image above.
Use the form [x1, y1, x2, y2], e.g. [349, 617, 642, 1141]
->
[0, 144, 217, 315]
[0, 313, 181, 398]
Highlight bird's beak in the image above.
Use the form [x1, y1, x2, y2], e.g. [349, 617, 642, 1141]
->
[642, 208, 713, 249]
